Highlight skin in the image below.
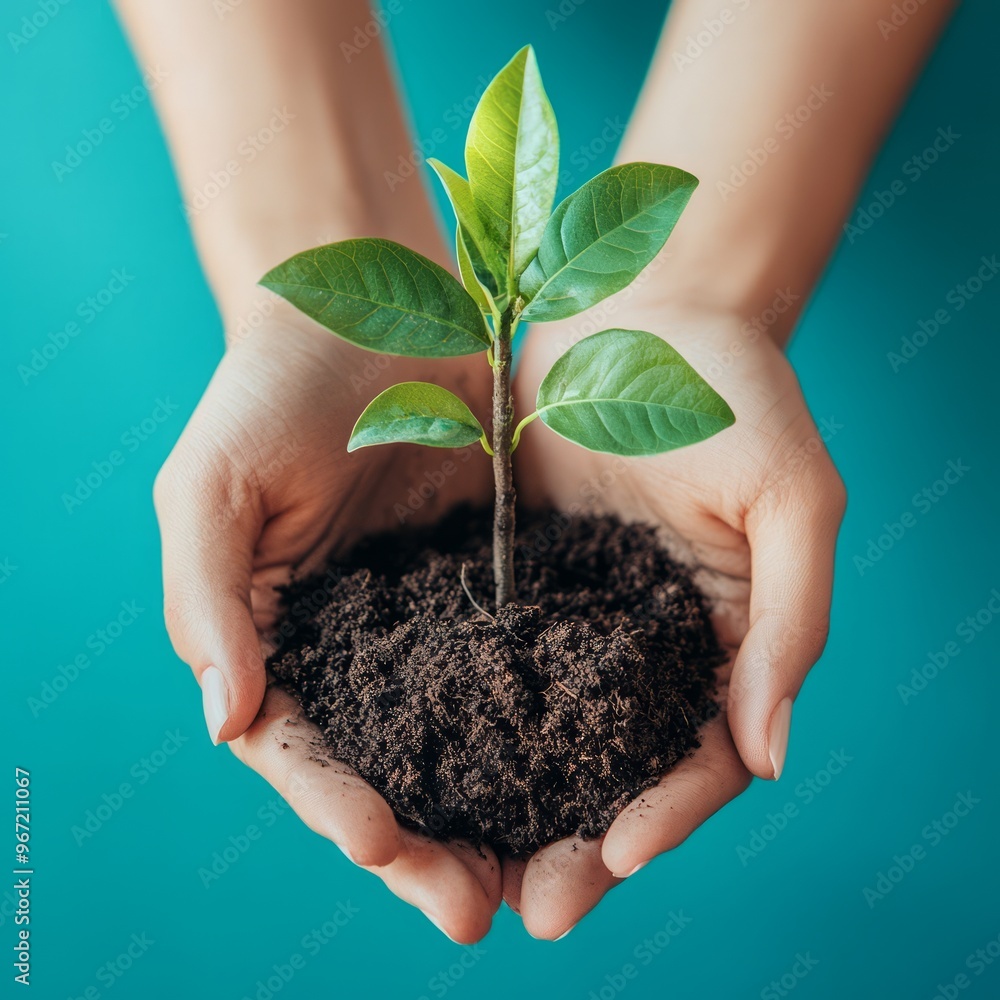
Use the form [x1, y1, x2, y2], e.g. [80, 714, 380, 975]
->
[116, 0, 954, 941]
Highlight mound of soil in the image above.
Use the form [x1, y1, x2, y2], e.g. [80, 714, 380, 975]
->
[267, 507, 722, 857]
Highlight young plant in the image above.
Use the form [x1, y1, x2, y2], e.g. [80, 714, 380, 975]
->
[261, 46, 734, 609]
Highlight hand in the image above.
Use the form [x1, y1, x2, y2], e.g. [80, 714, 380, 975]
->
[504, 301, 846, 938]
[153, 303, 501, 942]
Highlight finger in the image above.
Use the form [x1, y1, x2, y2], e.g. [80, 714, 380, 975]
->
[229, 683, 401, 868]
[154, 441, 266, 743]
[519, 836, 620, 940]
[501, 856, 527, 915]
[444, 839, 503, 914]
[368, 830, 501, 943]
[602, 715, 751, 877]
[729, 466, 846, 779]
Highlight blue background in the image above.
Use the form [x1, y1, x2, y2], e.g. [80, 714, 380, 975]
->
[4, 1, 998, 998]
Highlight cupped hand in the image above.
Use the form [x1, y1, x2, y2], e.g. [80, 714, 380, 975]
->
[504, 301, 846, 938]
[153, 303, 500, 942]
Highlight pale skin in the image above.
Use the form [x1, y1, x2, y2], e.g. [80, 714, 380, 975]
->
[116, 0, 954, 942]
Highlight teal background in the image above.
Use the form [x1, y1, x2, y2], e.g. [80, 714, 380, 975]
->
[3, 1, 998, 998]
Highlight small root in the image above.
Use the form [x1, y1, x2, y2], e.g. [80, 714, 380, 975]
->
[460, 563, 494, 621]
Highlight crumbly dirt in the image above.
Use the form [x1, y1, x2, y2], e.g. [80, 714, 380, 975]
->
[268, 507, 722, 857]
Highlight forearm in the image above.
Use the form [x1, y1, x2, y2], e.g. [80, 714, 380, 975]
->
[622, 0, 955, 344]
[114, 0, 445, 321]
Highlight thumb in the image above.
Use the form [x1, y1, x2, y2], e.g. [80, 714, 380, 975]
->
[153, 446, 267, 745]
[727, 472, 845, 779]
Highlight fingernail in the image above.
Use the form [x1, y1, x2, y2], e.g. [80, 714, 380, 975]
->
[768, 697, 793, 780]
[201, 666, 230, 745]
[612, 861, 648, 879]
[337, 844, 360, 866]
[426, 913, 459, 943]
[555, 923, 577, 941]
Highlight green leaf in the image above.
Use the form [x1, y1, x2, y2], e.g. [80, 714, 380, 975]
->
[260, 238, 490, 357]
[348, 382, 485, 452]
[456, 227, 492, 313]
[466, 45, 559, 288]
[535, 329, 734, 456]
[520, 163, 698, 323]
[428, 158, 504, 305]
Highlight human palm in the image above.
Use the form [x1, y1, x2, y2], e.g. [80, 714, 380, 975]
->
[504, 303, 845, 937]
[153, 307, 501, 942]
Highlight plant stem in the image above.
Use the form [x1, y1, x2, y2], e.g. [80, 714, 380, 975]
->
[492, 306, 516, 609]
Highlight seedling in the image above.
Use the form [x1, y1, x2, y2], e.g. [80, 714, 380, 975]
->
[262, 46, 734, 609]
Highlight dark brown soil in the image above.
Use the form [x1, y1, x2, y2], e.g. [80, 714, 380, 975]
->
[268, 507, 722, 858]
